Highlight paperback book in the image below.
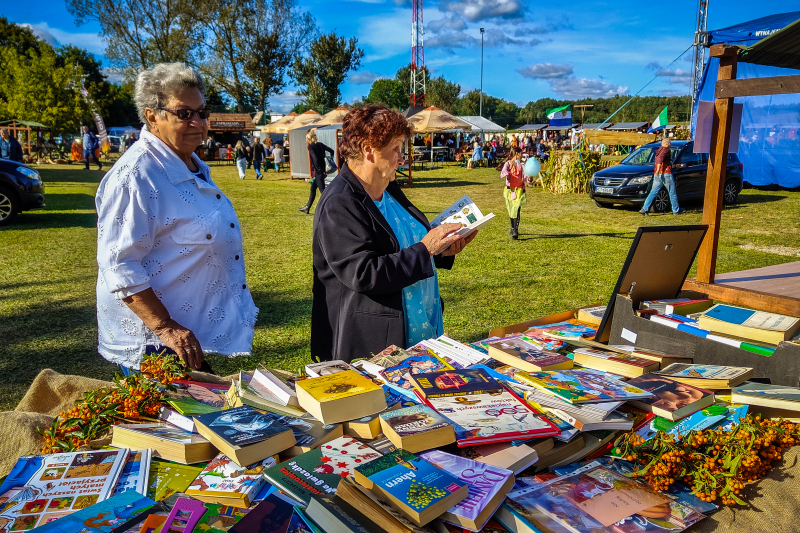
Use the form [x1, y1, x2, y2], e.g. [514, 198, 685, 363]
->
[111, 422, 217, 464]
[146, 460, 204, 501]
[194, 405, 294, 448]
[295, 370, 387, 424]
[368, 345, 415, 369]
[112, 448, 151, 497]
[418, 450, 515, 532]
[380, 404, 456, 452]
[486, 336, 573, 373]
[260, 412, 343, 456]
[626, 374, 715, 421]
[429, 194, 495, 238]
[654, 364, 754, 389]
[263, 436, 381, 504]
[515, 369, 654, 404]
[525, 402, 580, 442]
[698, 304, 800, 344]
[421, 385, 560, 446]
[410, 368, 502, 398]
[0, 449, 129, 529]
[523, 388, 623, 420]
[305, 360, 356, 378]
[526, 319, 597, 339]
[572, 348, 660, 378]
[32, 491, 155, 533]
[438, 441, 540, 475]
[381, 351, 454, 390]
[731, 382, 800, 411]
[186, 453, 275, 507]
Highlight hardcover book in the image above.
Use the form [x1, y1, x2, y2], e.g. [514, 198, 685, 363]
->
[263, 436, 381, 504]
[410, 369, 502, 398]
[486, 336, 573, 373]
[32, 491, 155, 533]
[418, 450, 515, 532]
[112, 448, 151, 497]
[381, 351, 454, 390]
[353, 449, 468, 526]
[626, 374, 715, 421]
[0, 449, 129, 529]
[429, 194, 495, 238]
[193, 502, 251, 533]
[185, 453, 276, 507]
[515, 369, 654, 404]
[422, 385, 560, 446]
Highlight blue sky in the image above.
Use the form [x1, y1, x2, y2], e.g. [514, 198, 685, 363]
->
[3, 0, 799, 113]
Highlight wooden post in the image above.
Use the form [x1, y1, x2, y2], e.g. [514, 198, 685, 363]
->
[696, 45, 739, 284]
[407, 135, 413, 188]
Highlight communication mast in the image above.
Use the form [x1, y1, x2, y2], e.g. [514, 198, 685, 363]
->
[410, 0, 426, 107]
[690, 0, 710, 114]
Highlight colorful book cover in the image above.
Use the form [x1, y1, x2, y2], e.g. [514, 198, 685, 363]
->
[526, 402, 580, 442]
[263, 436, 381, 504]
[167, 396, 220, 416]
[0, 449, 128, 529]
[527, 319, 597, 338]
[112, 449, 151, 497]
[573, 348, 657, 369]
[229, 493, 293, 533]
[185, 453, 276, 505]
[656, 364, 751, 382]
[193, 503, 251, 532]
[423, 386, 559, 445]
[380, 351, 454, 390]
[486, 336, 570, 369]
[193, 406, 292, 447]
[515, 369, 653, 404]
[296, 370, 383, 401]
[31, 491, 155, 533]
[354, 450, 466, 514]
[114, 422, 210, 445]
[418, 450, 513, 525]
[369, 345, 415, 368]
[468, 337, 499, 355]
[503, 465, 702, 532]
[626, 374, 713, 415]
[260, 412, 341, 450]
[380, 405, 451, 437]
[700, 304, 799, 332]
[411, 369, 502, 398]
[146, 460, 204, 501]
[520, 331, 568, 351]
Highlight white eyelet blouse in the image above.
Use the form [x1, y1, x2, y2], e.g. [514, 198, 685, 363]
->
[95, 129, 258, 369]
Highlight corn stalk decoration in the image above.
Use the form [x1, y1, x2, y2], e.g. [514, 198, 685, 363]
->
[538, 146, 601, 194]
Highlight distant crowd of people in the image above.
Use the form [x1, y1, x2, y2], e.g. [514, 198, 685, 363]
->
[200, 134, 285, 179]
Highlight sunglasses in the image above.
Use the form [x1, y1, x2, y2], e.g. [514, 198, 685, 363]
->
[158, 107, 211, 121]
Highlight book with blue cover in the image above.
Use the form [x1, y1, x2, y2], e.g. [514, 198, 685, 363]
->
[409, 368, 503, 398]
[32, 491, 155, 532]
[194, 406, 292, 448]
[353, 449, 468, 526]
[698, 304, 800, 344]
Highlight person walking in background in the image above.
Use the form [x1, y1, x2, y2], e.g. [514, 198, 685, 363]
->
[501, 146, 528, 240]
[272, 143, 284, 172]
[82, 125, 103, 170]
[470, 141, 483, 169]
[299, 129, 335, 214]
[640, 138, 684, 216]
[234, 140, 247, 179]
[252, 137, 265, 180]
[204, 134, 215, 160]
[0, 129, 10, 159]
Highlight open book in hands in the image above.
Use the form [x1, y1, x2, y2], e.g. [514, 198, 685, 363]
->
[430, 194, 495, 238]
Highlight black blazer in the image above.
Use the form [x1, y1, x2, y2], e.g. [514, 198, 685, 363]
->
[311, 163, 454, 362]
[308, 142, 334, 174]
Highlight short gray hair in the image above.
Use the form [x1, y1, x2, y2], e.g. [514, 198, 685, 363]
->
[134, 63, 206, 125]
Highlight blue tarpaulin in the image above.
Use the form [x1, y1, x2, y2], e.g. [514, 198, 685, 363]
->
[692, 11, 800, 187]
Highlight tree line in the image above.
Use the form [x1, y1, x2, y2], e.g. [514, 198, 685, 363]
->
[363, 69, 690, 128]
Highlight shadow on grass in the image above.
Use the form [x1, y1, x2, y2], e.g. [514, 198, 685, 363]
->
[518, 231, 635, 241]
[407, 180, 484, 189]
[36, 167, 106, 184]
[250, 291, 312, 328]
[736, 194, 787, 205]
[10, 211, 96, 230]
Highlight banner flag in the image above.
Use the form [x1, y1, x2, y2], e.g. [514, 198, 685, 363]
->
[648, 106, 669, 133]
[546, 104, 572, 127]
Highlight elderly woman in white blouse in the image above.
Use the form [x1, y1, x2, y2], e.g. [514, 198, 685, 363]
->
[95, 63, 258, 372]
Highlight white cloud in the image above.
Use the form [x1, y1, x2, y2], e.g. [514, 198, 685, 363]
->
[20, 22, 105, 56]
[437, 0, 526, 22]
[268, 90, 303, 114]
[647, 61, 692, 86]
[517, 63, 573, 79]
[549, 77, 628, 99]
[659, 89, 690, 97]
[427, 27, 538, 50]
[101, 68, 125, 84]
[349, 71, 385, 85]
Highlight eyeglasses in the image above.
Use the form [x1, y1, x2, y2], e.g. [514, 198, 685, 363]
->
[158, 107, 211, 121]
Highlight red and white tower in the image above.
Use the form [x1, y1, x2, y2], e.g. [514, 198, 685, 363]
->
[410, 0, 426, 107]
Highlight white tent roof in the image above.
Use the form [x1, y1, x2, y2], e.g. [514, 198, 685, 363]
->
[457, 116, 505, 133]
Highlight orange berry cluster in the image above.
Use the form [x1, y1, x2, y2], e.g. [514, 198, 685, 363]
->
[615, 414, 800, 507]
[38, 352, 187, 454]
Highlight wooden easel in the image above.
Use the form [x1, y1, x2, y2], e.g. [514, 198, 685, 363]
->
[682, 44, 800, 315]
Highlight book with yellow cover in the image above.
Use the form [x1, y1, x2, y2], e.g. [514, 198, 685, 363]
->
[296, 370, 387, 424]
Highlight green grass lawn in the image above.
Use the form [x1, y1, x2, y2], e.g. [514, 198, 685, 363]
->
[2, 161, 800, 410]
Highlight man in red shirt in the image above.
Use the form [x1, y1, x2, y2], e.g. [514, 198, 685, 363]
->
[640, 138, 684, 215]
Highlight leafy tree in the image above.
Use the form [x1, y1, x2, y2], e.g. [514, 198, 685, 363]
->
[364, 79, 408, 110]
[427, 76, 460, 114]
[0, 16, 41, 56]
[395, 64, 430, 106]
[65, 0, 196, 79]
[292, 32, 364, 109]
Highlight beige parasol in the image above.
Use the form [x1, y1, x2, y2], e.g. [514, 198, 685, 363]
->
[262, 110, 322, 133]
[406, 106, 474, 133]
[261, 112, 297, 133]
[315, 105, 351, 126]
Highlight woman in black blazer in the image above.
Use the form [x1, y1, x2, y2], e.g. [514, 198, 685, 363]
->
[311, 105, 477, 362]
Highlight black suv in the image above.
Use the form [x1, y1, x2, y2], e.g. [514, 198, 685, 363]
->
[589, 140, 743, 212]
[0, 158, 45, 226]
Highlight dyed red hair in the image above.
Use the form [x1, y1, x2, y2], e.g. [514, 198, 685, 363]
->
[340, 104, 411, 161]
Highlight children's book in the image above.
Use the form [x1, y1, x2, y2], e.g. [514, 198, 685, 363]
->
[146, 460, 204, 501]
[430, 194, 495, 238]
[410, 368, 502, 398]
[667, 402, 749, 438]
[516, 369, 654, 404]
[353, 449, 469, 527]
[519, 330, 568, 351]
[523, 388, 622, 420]
[526, 319, 597, 339]
[186, 453, 276, 507]
[112, 448, 151, 497]
[381, 351, 454, 390]
[422, 385, 560, 446]
[32, 490, 155, 532]
[193, 502, 251, 533]
[486, 336, 573, 373]
[0, 449, 129, 528]
[419, 450, 515, 532]
[368, 345, 415, 369]
[263, 436, 381, 504]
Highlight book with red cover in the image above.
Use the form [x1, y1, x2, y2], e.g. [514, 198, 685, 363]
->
[418, 384, 560, 447]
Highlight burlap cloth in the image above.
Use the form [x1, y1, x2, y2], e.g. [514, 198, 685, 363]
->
[1, 369, 234, 478]
[3, 370, 799, 532]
